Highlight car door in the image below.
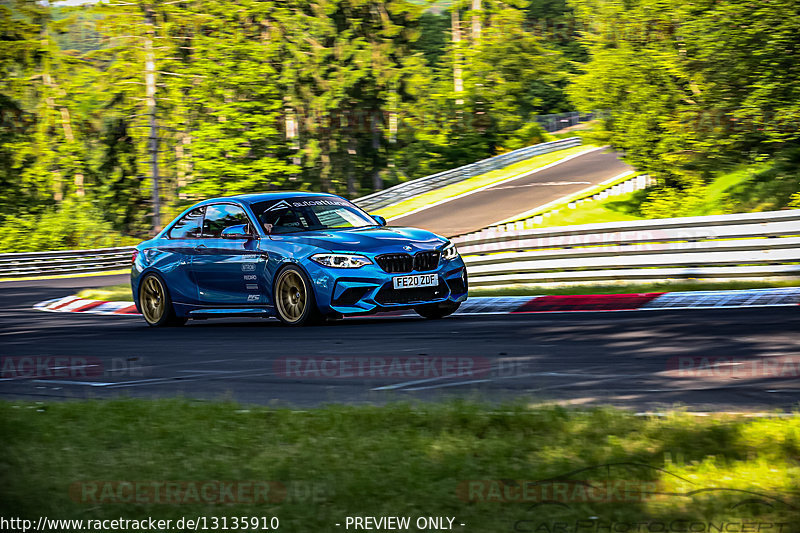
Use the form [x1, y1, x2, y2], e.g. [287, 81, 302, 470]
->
[154, 206, 204, 305]
[190, 203, 268, 306]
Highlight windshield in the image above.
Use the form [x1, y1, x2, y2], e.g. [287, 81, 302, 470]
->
[251, 196, 378, 234]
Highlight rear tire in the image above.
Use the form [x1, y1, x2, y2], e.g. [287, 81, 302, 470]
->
[273, 265, 322, 326]
[138, 273, 186, 327]
[414, 301, 461, 319]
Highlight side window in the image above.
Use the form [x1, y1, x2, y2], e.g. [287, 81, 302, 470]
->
[202, 204, 250, 238]
[168, 207, 204, 239]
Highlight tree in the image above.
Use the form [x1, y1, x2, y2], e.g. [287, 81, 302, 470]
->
[1, 0, 578, 244]
[569, 0, 800, 183]
[0, 0, 97, 218]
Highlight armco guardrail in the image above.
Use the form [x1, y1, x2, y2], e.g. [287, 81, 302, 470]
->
[353, 137, 582, 212]
[453, 209, 800, 288]
[533, 111, 596, 133]
[0, 247, 132, 278]
[4, 210, 798, 283]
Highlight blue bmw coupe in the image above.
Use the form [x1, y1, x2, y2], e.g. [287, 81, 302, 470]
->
[131, 192, 468, 326]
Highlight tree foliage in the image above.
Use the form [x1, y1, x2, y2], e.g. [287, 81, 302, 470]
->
[3, 0, 798, 245]
[0, 0, 573, 244]
[569, 0, 800, 215]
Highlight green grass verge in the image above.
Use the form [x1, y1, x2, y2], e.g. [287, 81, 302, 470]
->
[499, 171, 640, 226]
[77, 283, 132, 301]
[374, 144, 597, 220]
[470, 279, 800, 296]
[529, 189, 645, 226]
[533, 156, 800, 228]
[1, 400, 798, 529]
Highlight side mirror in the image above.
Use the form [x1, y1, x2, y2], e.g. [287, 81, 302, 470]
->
[372, 215, 387, 227]
[221, 224, 254, 239]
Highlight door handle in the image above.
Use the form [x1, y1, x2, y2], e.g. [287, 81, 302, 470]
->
[195, 244, 207, 252]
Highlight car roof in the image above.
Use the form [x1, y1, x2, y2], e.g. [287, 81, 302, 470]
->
[224, 191, 341, 205]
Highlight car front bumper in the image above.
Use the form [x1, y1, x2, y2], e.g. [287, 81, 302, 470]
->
[304, 257, 468, 316]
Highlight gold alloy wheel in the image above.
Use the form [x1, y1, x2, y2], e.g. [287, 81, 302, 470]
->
[275, 269, 307, 323]
[140, 275, 166, 325]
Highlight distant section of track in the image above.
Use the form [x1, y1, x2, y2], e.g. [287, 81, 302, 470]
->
[391, 148, 633, 236]
[2, 274, 799, 411]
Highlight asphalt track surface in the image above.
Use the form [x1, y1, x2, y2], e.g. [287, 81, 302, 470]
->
[2, 274, 799, 411]
[391, 148, 633, 236]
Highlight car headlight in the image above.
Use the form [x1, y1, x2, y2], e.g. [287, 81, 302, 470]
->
[310, 253, 373, 268]
[441, 242, 459, 260]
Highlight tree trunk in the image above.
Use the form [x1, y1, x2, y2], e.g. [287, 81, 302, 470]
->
[42, 36, 85, 200]
[144, 4, 160, 231]
[284, 95, 301, 177]
[346, 138, 357, 197]
[176, 133, 192, 200]
[472, 0, 481, 42]
[452, 7, 463, 105]
[371, 111, 382, 191]
[58, 107, 84, 197]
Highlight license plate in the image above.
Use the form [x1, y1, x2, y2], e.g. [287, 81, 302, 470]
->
[393, 274, 438, 290]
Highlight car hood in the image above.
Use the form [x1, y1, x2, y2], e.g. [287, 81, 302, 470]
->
[267, 226, 448, 255]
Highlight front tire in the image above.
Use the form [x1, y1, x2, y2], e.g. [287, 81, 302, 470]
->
[273, 265, 321, 326]
[138, 273, 186, 327]
[414, 301, 461, 319]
